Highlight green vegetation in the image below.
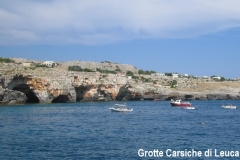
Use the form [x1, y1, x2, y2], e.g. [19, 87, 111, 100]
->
[35, 64, 48, 68]
[83, 68, 94, 72]
[115, 65, 122, 72]
[68, 65, 83, 72]
[171, 80, 178, 88]
[126, 71, 134, 77]
[138, 69, 156, 75]
[165, 73, 173, 76]
[115, 68, 122, 72]
[140, 76, 152, 83]
[68, 65, 124, 74]
[68, 66, 94, 72]
[101, 61, 118, 64]
[0, 57, 15, 63]
[96, 68, 117, 74]
[68, 66, 119, 73]
[220, 77, 226, 81]
[132, 75, 139, 79]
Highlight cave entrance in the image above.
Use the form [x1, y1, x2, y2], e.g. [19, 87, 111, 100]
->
[13, 84, 39, 103]
[185, 95, 194, 100]
[52, 95, 69, 103]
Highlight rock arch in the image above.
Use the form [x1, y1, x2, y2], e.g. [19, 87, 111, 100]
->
[12, 84, 39, 103]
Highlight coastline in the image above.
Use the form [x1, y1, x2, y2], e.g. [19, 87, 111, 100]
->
[1, 58, 240, 105]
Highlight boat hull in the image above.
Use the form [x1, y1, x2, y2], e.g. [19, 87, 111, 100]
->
[170, 103, 192, 107]
[221, 106, 237, 109]
[182, 106, 196, 110]
[109, 108, 133, 112]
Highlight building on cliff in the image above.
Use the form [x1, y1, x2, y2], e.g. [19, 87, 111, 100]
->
[42, 61, 57, 68]
[22, 63, 34, 68]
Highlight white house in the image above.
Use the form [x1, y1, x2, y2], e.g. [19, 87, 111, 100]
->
[151, 73, 165, 76]
[172, 73, 179, 78]
[212, 76, 221, 80]
[42, 61, 56, 67]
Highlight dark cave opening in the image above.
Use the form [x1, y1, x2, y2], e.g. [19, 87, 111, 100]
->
[52, 95, 69, 103]
[13, 84, 39, 103]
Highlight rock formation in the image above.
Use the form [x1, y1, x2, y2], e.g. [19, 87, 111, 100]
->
[0, 59, 240, 105]
[0, 89, 27, 105]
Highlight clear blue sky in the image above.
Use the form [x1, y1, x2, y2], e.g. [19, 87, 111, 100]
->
[0, 0, 240, 78]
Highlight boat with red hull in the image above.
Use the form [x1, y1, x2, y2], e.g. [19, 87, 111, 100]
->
[170, 99, 192, 107]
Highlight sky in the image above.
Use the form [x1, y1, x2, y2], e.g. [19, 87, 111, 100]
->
[0, 0, 240, 78]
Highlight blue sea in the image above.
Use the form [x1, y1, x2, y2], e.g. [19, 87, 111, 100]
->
[0, 100, 239, 160]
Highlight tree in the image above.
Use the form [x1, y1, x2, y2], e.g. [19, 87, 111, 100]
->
[0, 57, 15, 63]
[150, 70, 156, 74]
[220, 77, 226, 81]
[126, 71, 134, 76]
[138, 70, 145, 75]
[171, 80, 177, 88]
[68, 65, 83, 72]
[165, 73, 173, 76]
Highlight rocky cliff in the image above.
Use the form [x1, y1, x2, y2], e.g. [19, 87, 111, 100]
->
[0, 60, 240, 105]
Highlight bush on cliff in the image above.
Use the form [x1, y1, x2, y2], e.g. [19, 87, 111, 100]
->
[68, 66, 95, 72]
[68, 65, 83, 72]
[0, 57, 15, 63]
[171, 80, 178, 88]
[35, 64, 48, 68]
[115, 68, 122, 72]
[138, 69, 156, 75]
[126, 71, 134, 77]
[140, 76, 152, 83]
[83, 68, 94, 72]
[96, 68, 117, 74]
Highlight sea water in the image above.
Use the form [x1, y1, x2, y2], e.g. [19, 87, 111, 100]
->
[0, 100, 239, 159]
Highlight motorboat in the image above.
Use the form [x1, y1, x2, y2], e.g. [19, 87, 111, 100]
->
[109, 104, 133, 112]
[221, 105, 237, 109]
[170, 99, 192, 107]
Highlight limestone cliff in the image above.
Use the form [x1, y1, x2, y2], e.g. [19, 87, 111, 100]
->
[0, 60, 240, 105]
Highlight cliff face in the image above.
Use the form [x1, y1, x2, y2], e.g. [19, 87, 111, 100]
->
[0, 61, 240, 105]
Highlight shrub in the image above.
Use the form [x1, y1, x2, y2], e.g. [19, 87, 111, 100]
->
[84, 68, 94, 72]
[138, 69, 157, 75]
[115, 68, 122, 72]
[171, 80, 178, 88]
[0, 57, 15, 63]
[35, 64, 48, 68]
[165, 73, 173, 76]
[68, 65, 83, 72]
[220, 77, 225, 81]
[126, 71, 134, 77]
[97, 68, 117, 74]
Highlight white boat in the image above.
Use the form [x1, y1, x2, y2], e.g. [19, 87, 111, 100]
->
[109, 104, 133, 112]
[221, 105, 237, 109]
